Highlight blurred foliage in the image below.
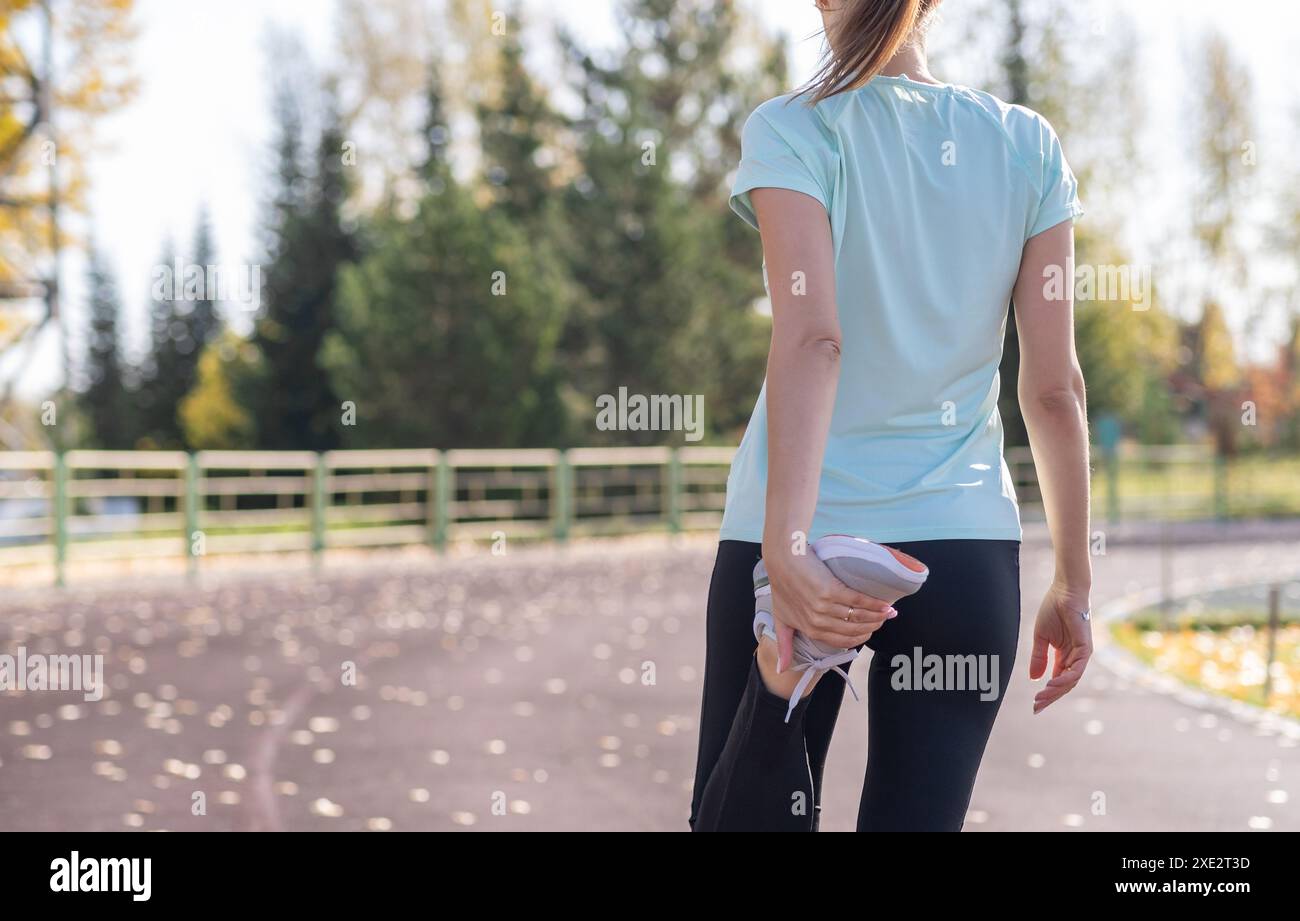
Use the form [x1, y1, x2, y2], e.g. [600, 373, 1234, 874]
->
[0, 0, 138, 429]
[323, 67, 570, 448]
[333, 0, 438, 207]
[178, 331, 260, 450]
[1112, 619, 1300, 719]
[74, 239, 127, 448]
[0, 0, 138, 274]
[15, 0, 1300, 459]
[555, 0, 786, 444]
[248, 82, 355, 451]
[132, 213, 221, 449]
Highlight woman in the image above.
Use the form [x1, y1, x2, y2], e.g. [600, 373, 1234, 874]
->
[690, 0, 1094, 832]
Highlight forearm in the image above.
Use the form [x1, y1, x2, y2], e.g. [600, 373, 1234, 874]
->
[1021, 381, 1092, 592]
[747, 187, 841, 567]
[761, 337, 840, 563]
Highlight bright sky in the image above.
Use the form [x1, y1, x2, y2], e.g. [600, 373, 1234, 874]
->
[7, 0, 1298, 399]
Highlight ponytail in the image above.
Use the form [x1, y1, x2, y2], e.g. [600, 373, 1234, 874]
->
[800, 0, 936, 104]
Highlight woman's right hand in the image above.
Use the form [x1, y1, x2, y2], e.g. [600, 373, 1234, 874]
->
[763, 549, 897, 671]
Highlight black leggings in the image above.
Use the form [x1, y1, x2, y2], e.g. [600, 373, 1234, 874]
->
[690, 539, 1021, 832]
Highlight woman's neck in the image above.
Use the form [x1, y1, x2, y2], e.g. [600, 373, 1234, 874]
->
[875, 41, 940, 84]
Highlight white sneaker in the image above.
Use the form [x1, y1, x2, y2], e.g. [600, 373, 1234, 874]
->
[752, 536, 930, 723]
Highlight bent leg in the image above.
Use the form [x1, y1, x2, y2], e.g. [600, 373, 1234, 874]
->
[689, 541, 764, 829]
[690, 541, 845, 831]
[693, 654, 817, 831]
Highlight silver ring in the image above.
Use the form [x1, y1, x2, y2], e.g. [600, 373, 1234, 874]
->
[1079, 608, 1091, 622]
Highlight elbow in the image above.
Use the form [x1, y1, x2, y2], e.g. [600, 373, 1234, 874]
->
[793, 332, 843, 363]
[770, 317, 842, 370]
[1020, 358, 1087, 412]
[1029, 374, 1086, 414]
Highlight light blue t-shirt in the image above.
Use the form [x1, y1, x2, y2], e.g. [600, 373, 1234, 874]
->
[721, 75, 1083, 545]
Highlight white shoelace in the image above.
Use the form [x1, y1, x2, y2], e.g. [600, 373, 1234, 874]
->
[781, 634, 860, 724]
[754, 608, 861, 723]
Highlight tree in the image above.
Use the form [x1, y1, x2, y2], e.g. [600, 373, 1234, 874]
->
[75, 239, 129, 447]
[1276, 317, 1300, 449]
[251, 79, 356, 450]
[186, 208, 220, 376]
[179, 331, 260, 450]
[476, 6, 555, 223]
[135, 237, 184, 447]
[557, 0, 788, 443]
[1192, 32, 1254, 306]
[1188, 31, 1254, 456]
[972, 0, 1175, 447]
[331, 0, 503, 209]
[322, 67, 569, 448]
[1196, 300, 1245, 455]
[0, 0, 138, 415]
[131, 210, 222, 449]
[333, 0, 437, 208]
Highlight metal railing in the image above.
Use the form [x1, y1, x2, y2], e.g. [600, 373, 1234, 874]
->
[0, 446, 737, 584]
[0, 442, 1294, 585]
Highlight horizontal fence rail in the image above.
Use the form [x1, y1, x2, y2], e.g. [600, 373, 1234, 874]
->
[0, 442, 1293, 585]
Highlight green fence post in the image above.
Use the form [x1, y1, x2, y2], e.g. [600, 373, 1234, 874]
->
[312, 453, 327, 562]
[185, 453, 200, 579]
[553, 450, 572, 542]
[53, 452, 67, 588]
[1096, 415, 1122, 525]
[426, 455, 438, 548]
[432, 454, 451, 552]
[1213, 453, 1228, 520]
[1105, 446, 1120, 524]
[666, 448, 682, 533]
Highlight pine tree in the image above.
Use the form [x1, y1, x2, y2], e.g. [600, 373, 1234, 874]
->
[558, 0, 787, 444]
[417, 62, 451, 187]
[186, 208, 221, 379]
[77, 241, 130, 448]
[252, 85, 356, 450]
[476, 9, 554, 223]
[137, 238, 185, 448]
[133, 210, 223, 449]
[322, 66, 569, 448]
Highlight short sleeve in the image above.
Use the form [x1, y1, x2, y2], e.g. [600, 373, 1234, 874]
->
[729, 108, 832, 231]
[1027, 118, 1084, 239]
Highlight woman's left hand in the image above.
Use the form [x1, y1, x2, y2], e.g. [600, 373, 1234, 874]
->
[1028, 581, 1093, 713]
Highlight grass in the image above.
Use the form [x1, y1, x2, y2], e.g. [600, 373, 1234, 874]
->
[1093, 456, 1300, 519]
[1111, 610, 1300, 719]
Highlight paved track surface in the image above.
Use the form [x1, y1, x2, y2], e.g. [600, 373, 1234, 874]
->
[1, 522, 1298, 831]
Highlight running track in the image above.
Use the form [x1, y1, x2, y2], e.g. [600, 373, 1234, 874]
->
[1, 521, 1297, 831]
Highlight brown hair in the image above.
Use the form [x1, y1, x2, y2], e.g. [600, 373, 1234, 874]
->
[800, 0, 938, 104]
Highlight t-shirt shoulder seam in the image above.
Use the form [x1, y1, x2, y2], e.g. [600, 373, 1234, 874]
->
[753, 95, 840, 156]
[950, 87, 1042, 192]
